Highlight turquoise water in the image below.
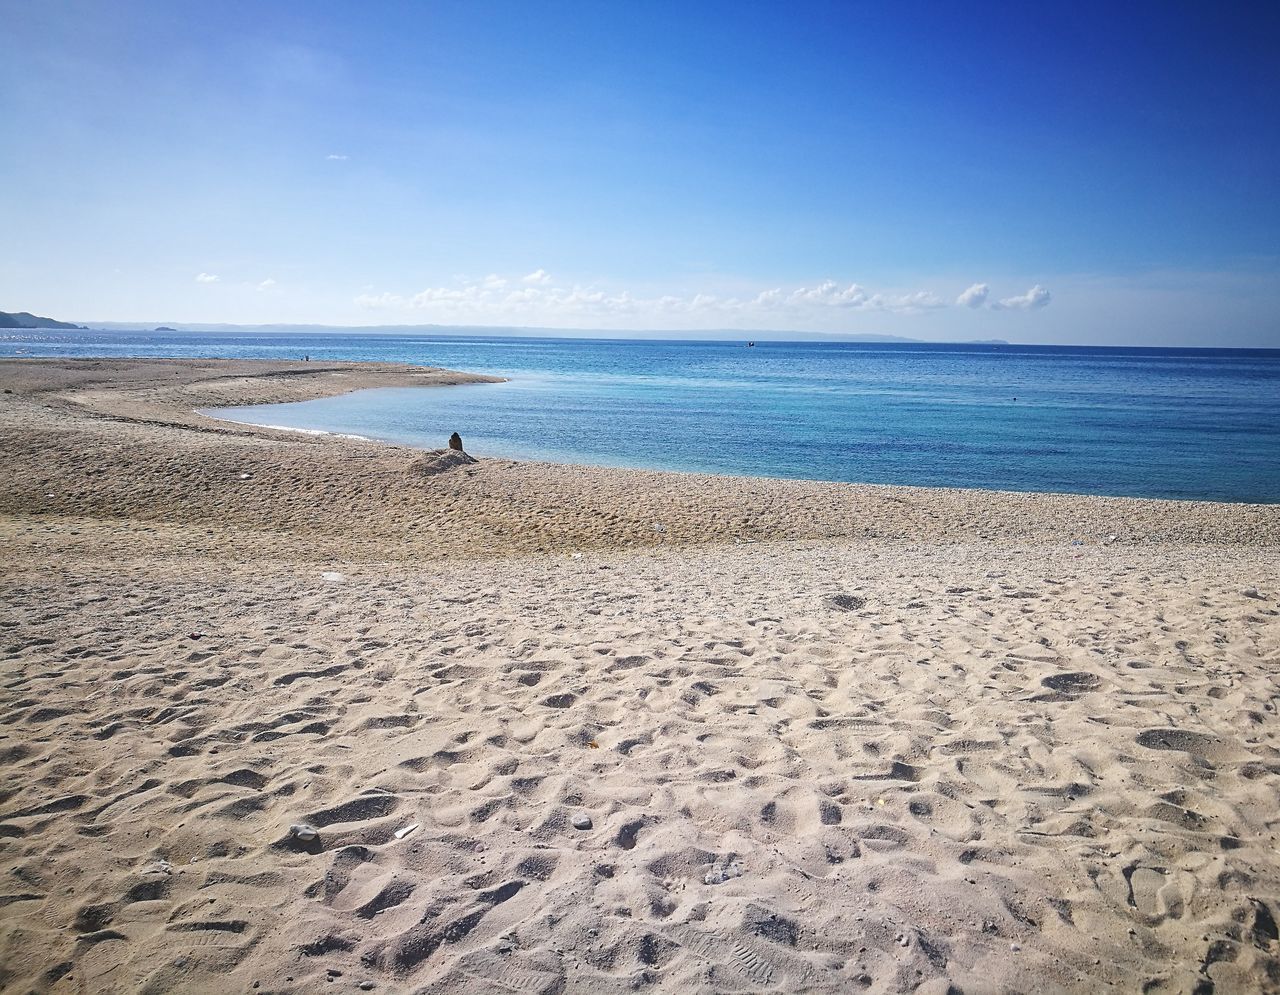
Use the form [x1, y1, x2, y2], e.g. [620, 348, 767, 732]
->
[5, 329, 1279, 502]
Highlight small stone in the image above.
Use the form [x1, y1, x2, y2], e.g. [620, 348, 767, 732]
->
[290, 823, 319, 842]
[358, 983, 376, 991]
[571, 813, 593, 831]
[1242, 587, 1265, 600]
[1010, 942, 1021, 952]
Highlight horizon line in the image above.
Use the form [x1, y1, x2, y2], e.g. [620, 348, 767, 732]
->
[45, 319, 1280, 351]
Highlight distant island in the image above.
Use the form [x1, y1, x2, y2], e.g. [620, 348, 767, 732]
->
[155, 326, 176, 332]
[0, 310, 86, 330]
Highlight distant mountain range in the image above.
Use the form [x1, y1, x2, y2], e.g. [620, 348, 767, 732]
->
[4, 312, 1012, 345]
[0, 310, 87, 330]
[82, 321, 1010, 345]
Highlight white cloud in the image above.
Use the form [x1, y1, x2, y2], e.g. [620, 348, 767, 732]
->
[355, 292, 406, 309]
[996, 285, 1052, 310]
[257, 278, 277, 291]
[955, 282, 1052, 311]
[354, 272, 961, 322]
[195, 272, 219, 283]
[326, 153, 349, 161]
[785, 282, 946, 312]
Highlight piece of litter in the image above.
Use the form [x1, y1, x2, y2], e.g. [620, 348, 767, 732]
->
[321, 571, 346, 583]
[571, 553, 583, 559]
[394, 824, 419, 840]
[289, 823, 319, 842]
[143, 860, 173, 875]
[239, 473, 252, 480]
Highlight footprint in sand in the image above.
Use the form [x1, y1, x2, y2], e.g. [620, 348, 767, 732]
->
[1040, 671, 1101, 694]
[1135, 728, 1238, 761]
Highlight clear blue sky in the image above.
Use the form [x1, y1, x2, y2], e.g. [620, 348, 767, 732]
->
[3, 0, 1278, 345]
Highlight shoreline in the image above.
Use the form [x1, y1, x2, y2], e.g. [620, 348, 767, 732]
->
[201, 391, 1280, 510]
[0, 357, 1276, 565]
[6, 353, 1277, 512]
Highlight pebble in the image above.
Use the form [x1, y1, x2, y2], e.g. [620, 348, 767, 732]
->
[571, 813, 593, 830]
[1010, 942, 1021, 952]
[290, 823, 319, 842]
[1242, 587, 1264, 600]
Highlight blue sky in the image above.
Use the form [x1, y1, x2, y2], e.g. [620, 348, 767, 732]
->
[2, 1, 1278, 345]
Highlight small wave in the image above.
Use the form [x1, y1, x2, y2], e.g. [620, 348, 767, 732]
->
[201, 412, 373, 443]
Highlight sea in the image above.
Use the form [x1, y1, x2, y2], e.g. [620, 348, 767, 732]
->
[5, 328, 1279, 503]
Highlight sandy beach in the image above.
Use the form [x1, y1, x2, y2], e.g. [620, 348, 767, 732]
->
[2, 358, 1278, 994]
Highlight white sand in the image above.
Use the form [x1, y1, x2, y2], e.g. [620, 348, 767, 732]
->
[1, 359, 1278, 993]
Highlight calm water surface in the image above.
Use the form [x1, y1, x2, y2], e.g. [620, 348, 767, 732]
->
[5, 329, 1279, 502]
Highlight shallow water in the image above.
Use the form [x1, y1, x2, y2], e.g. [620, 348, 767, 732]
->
[6, 329, 1279, 501]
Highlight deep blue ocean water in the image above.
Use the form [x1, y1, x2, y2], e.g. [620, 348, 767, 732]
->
[5, 328, 1279, 502]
